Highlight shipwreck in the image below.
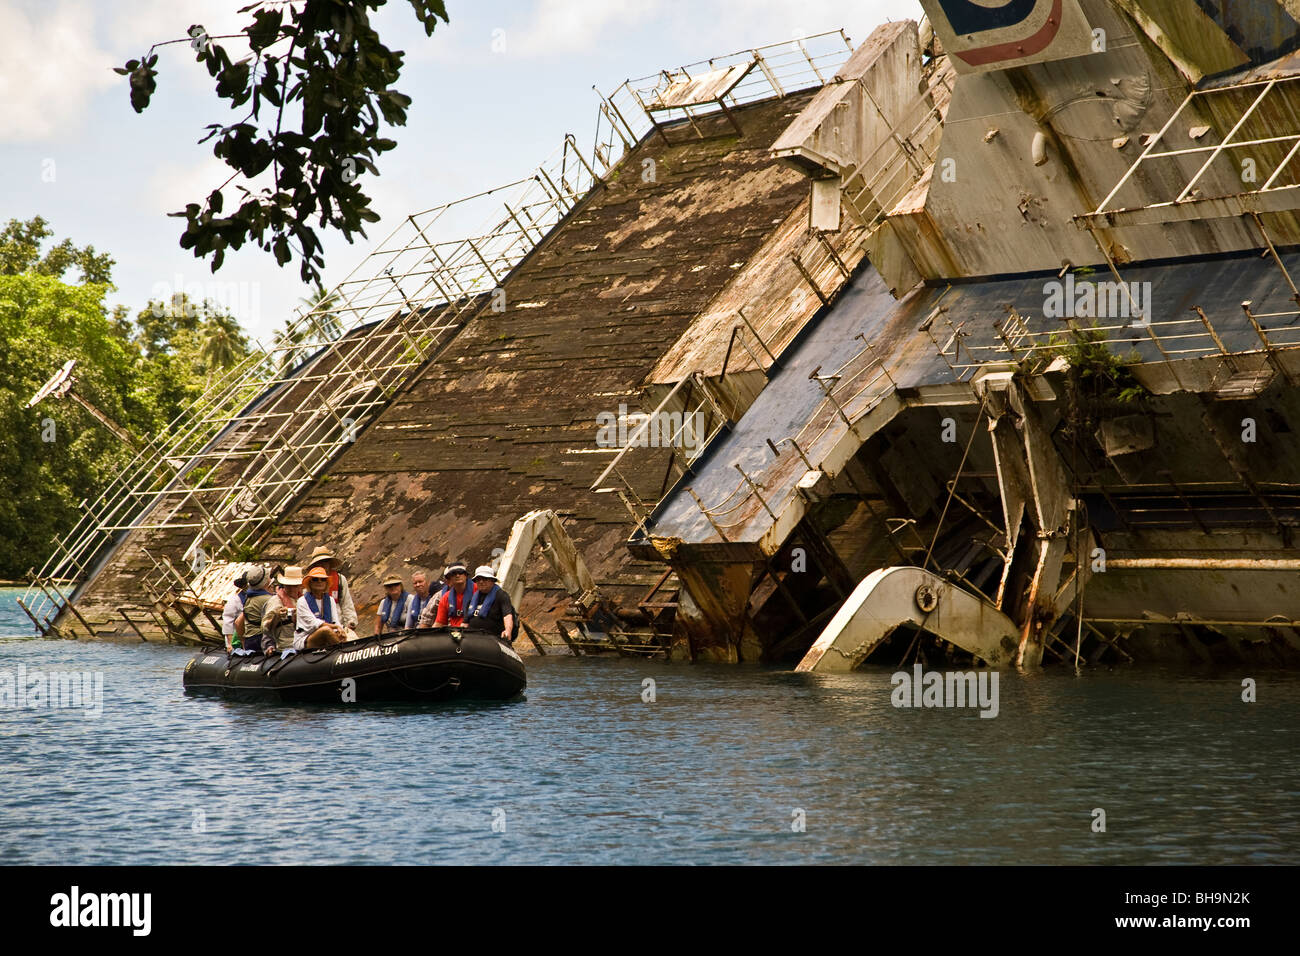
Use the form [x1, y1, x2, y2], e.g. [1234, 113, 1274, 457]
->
[22, 0, 1300, 671]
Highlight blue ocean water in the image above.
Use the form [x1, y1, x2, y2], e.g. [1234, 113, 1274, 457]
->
[2, 586, 1298, 864]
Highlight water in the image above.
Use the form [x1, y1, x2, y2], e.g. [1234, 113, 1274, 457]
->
[2, 586, 1298, 864]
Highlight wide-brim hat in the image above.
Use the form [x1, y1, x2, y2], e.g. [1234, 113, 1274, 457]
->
[276, 565, 305, 587]
[381, 574, 404, 587]
[244, 565, 268, 588]
[305, 546, 339, 567]
[472, 565, 498, 581]
[305, 565, 331, 581]
[443, 563, 468, 578]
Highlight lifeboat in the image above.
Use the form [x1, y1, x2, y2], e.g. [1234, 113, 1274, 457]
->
[182, 627, 526, 703]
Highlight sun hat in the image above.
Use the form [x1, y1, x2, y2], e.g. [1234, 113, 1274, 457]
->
[244, 565, 268, 588]
[276, 566, 304, 587]
[472, 565, 498, 581]
[381, 574, 404, 587]
[305, 545, 339, 567]
[444, 563, 468, 577]
[305, 565, 330, 581]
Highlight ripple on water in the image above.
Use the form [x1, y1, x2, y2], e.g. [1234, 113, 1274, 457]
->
[0, 619, 1299, 862]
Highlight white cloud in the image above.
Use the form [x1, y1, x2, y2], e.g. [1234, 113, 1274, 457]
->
[508, 0, 663, 57]
[0, 0, 117, 143]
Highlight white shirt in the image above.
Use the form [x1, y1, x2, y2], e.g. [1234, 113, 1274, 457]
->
[295, 592, 340, 650]
[221, 592, 243, 637]
[333, 573, 358, 629]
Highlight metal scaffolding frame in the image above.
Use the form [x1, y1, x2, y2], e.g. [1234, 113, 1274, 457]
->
[590, 30, 855, 173]
[22, 135, 603, 635]
[1079, 73, 1300, 224]
[22, 29, 860, 638]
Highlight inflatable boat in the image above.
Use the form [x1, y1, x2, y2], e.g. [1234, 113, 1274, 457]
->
[182, 627, 526, 703]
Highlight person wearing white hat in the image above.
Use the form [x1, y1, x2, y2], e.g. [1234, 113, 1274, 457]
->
[465, 565, 516, 644]
[375, 574, 412, 635]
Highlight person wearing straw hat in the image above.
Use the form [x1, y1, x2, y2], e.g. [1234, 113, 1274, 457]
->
[465, 565, 516, 644]
[303, 545, 358, 631]
[242, 565, 303, 655]
[424, 562, 474, 628]
[296, 565, 350, 648]
[375, 574, 412, 635]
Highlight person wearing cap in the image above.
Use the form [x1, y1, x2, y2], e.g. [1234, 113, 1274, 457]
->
[240, 566, 303, 654]
[296, 565, 349, 649]
[227, 565, 271, 651]
[375, 574, 412, 635]
[303, 545, 358, 632]
[423, 562, 474, 628]
[404, 571, 433, 629]
[465, 565, 516, 644]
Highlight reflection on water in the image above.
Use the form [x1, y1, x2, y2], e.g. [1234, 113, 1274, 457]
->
[1, 588, 1297, 864]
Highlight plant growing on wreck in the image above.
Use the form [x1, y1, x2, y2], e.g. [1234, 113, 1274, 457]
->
[1043, 325, 1146, 404]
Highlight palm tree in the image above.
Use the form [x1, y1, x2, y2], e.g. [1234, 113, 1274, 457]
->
[298, 285, 344, 344]
[198, 311, 249, 371]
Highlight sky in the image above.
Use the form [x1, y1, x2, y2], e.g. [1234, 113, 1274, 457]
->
[0, 0, 921, 345]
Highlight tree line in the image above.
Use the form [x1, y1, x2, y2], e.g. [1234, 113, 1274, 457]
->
[0, 216, 255, 579]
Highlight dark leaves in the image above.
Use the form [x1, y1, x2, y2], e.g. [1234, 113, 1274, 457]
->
[123, 55, 158, 112]
[118, 1, 449, 286]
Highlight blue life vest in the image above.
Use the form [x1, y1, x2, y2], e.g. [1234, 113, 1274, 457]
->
[304, 591, 335, 624]
[409, 592, 428, 626]
[241, 587, 270, 607]
[442, 586, 471, 621]
[466, 584, 499, 621]
[379, 590, 408, 629]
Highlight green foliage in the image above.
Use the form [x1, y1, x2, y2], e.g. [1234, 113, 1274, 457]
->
[1043, 325, 1146, 403]
[0, 216, 114, 285]
[117, 1, 450, 286]
[0, 219, 255, 578]
[130, 294, 254, 431]
[0, 274, 137, 577]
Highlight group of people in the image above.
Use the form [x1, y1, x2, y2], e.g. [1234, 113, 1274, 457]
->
[220, 547, 516, 655]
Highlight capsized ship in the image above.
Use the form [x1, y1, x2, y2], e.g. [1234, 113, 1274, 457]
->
[23, 1, 1300, 671]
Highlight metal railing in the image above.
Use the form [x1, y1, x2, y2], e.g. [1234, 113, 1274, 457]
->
[841, 75, 951, 231]
[590, 372, 732, 534]
[23, 135, 603, 634]
[679, 293, 1300, 542]
[590, 30, 855, 175]
[24, 29, 860, 635]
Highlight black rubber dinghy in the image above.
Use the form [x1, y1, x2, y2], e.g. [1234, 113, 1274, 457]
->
[183, 628, 526, 703]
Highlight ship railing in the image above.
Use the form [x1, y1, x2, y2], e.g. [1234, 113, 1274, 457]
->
[683, 335, 900, 540]
[677, 293, 1300, 541]
[923, 300, 1300, 381]
[22, 134, 602, 635]
[591, 30, 855, 176]
[590, 372, 732, 535]
[840, 75, 951, 233]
